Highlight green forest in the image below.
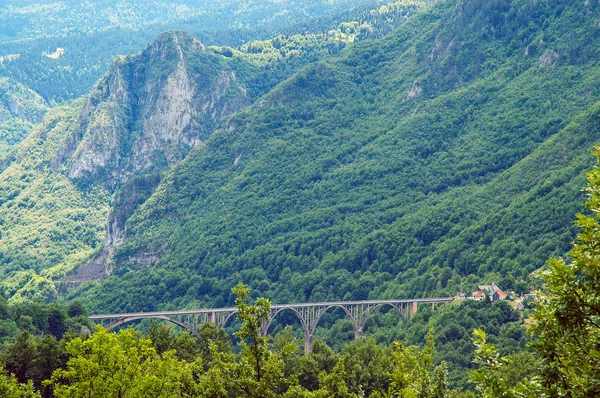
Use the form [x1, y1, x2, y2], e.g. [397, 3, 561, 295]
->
[3, 154, 600, 395]
[2, 183, 600, 397]
[0, 0, 427, 124]
[2, 0, 600, 395]
[67, 0, 600, 315]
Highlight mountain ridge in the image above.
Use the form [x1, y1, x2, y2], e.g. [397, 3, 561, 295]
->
[0, 31, 262, 297]
[2, 0, 600, 310]
[73, 0, 600, 312]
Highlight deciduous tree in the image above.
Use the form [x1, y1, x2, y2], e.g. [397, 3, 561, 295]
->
[530, 147, 600, 396]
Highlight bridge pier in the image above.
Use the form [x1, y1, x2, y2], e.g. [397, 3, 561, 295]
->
[409, 301, 418, 320]
[214, 310, 238, 330]
[354, 328, 363, 340]
[259, 319, 270, 337]
[304, 333, 313, 354]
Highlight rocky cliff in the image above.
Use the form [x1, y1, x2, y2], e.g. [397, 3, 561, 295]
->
[0, 31, 253, 291]
[53, 31, 249, 190]
[66, 31, 252, 279]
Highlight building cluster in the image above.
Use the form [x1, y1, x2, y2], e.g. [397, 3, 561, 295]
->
[457, 282, 508, 302]
[455, 283, 536, 311]
[472, 282, 507, 302]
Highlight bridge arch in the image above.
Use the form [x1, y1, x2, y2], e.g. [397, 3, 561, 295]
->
[261, 307, 303, 336]
[105, 315, 199, 338]
[218, 311, 238, 330]
[350, 302, 407, 336]
[269, 304, 362, 353]
[357, 302, 407, 321]
[321, 304, 359, 329]
[272, 302, 412, 353]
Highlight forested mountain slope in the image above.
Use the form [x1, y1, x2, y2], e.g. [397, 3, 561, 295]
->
[0, 31, 262, 299]
[2, 0, 600, 311]
[0, 3, 432, 300]
[1, 0, 394, 42]
[0, 77, 48, 161]
[64, 0, 600, 312]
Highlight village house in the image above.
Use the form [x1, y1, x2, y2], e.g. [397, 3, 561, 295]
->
[472, 282, 507, 302]
[473, 290, 486, 301]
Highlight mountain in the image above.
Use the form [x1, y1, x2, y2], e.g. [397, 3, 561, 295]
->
[0, 77, 48, 163]
[0, 31, 258, 300]
[0, 2, 431, 301]
[0, 0, 427, 153]
[71, 0, 600, 312]
[0, 0, 394, 43]
[0, 0, 426, 113]
[3, 0, 600, 312]
[55, 31, 250, 187]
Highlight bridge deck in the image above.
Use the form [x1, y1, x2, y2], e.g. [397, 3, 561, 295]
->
[88, 297, 456, 320]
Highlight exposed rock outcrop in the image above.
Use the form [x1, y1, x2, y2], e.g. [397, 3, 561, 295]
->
[59, 31, 250, 279]
[539, 49, 559, 68]
[405, 82, 423, 100]
[54, 31, 249, 190]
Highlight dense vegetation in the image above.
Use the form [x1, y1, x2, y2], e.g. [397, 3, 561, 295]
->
[0, 0, 429, 300]
[2, 1, 600, 395]
[1, 0, 396, 42]
[66, 0, 600, 315]
[0, 97, 111, 301]
[0, 0, 599, 327]
[1, 220, 597, 398]
[4, 148, 600, 396]
[0, 78, 48, 154]
[0, 284, 529, 396]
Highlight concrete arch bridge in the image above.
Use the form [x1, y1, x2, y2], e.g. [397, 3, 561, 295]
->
[89, 297, 456, 353]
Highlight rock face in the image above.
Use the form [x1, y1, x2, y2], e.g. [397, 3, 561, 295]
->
[58, 31, 250, 279]
[405, 82, 422, 100]
[539, 49, 559, 68]
[53, 31, 248, 190]
[69, 174, 161, 280]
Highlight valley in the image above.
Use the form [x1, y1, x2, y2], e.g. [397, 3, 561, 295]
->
[1, 0, 600, 395]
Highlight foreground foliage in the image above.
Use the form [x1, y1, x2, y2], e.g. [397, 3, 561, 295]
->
[529, 147, 600, 396]
[49, 327, 198, 398]
[461, 150, 600, 397]
[0, 368, 38, 398]
[46, 283, 453, 397]
[7, 203, 600, 398]
[0, 292, 528, 394]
